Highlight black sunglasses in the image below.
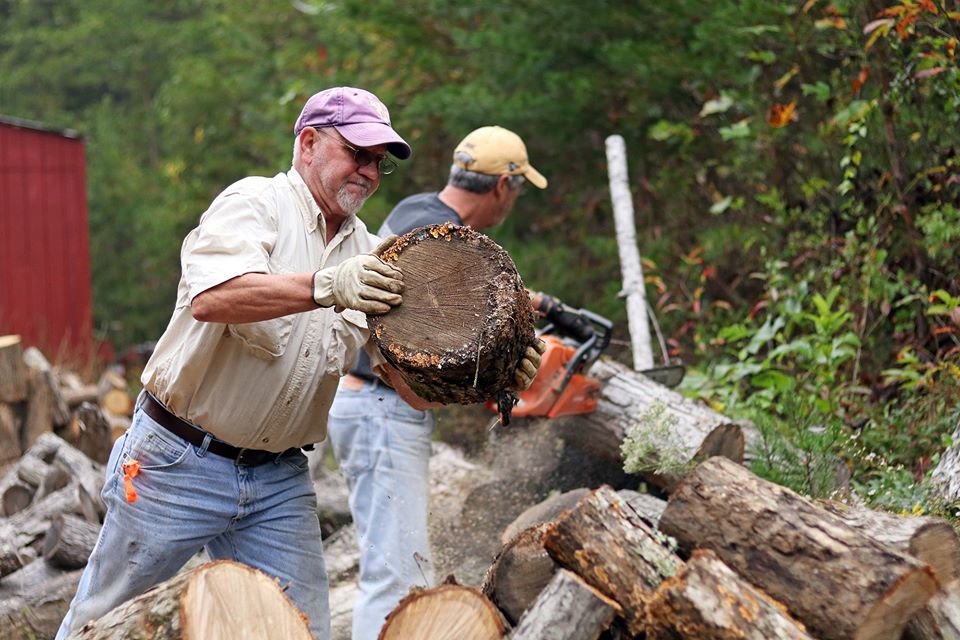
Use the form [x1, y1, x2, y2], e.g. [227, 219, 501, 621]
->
[317, 129, 397, 175]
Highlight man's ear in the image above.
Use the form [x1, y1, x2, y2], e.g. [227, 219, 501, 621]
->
[299, 128, 320, 161]
[494, 174, 513, 196]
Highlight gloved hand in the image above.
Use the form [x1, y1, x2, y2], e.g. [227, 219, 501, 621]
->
[312, 236, 403, 315]
[513, 338, 546, 391]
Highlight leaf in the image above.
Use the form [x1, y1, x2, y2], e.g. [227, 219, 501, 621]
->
[720, 119, 752, 140]
[700, 94, 734, 117]
[915, 67, 946, 79]
[767, 100, 798, 128]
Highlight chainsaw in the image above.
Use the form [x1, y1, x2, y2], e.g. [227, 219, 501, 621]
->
[488, 294, 685, 424]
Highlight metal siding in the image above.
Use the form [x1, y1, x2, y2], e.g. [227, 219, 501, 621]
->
[0, 122, 93, 359]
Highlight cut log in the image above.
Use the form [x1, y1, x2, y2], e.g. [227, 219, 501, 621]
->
[22, 347, 71, 449]
[482, 523, 557, 625]
[657, 456, 939, 640]
[67, 559, 312, 639]
[550, 358, 745, 493]
[30, 432, 107, 513]
[542, 485, 683, 636]
[368, 223, 536, 406]
[379, 582, 507, 640]
[0, 402, 22, 464]
[62, 402, 113, 464]
[644, 548, 814, 639]
[904, 578, 960, 640]
[819, 499, 960, 585]
[0, 481, 102, 562]
[0, 558, 83, 640]
[617, 488, 667, 528]
[43, 512, 101, 570]
[932, 421, 960, 505]
[509, 568, 621, 640]
[61, 384, 99, 408]
[2, 481, 35, 517]
[0, 335, 28, 402]
[500, 488, 590, 546]
[99, 388, 133, 417]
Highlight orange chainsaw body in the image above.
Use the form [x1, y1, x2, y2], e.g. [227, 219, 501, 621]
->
[511, 334, 602, 418]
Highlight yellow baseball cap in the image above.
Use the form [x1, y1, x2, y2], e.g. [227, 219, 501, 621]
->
[453, 126, 547, 189]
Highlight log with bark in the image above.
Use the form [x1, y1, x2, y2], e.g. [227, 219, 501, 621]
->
[818, 499, 960, 585]
[508, 568, 621, 640]
[548, 358, 746, 493]
[378, 581, 507, 640]
[0, 557, 83, 640]
[904, 578, 960, 640]
[0, 335, 28, 403]
[67, 560, 311, 639]
[932, 420, 960, 505]
[62, 402, 113, 465]
[368, 223, 536, 407]
[482, 523, 557, 625]
[542, 485, 683, 636]
[0, 402, 21, 465]
[22, 347, 70, 450]
[499, 488, 591, 546]
[43, 512, 101, 570]
[658, 456, 939, 640]
[644, 549, 814, 639]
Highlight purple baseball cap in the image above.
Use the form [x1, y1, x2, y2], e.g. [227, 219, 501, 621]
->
[293, 87, 412, 160]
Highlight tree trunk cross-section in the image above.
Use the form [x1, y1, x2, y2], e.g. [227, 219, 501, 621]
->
[67, 560, 311, 639]
[658, 457, 939, 640]
[369, 223, 536, 405]
[378, 583, 507, 640]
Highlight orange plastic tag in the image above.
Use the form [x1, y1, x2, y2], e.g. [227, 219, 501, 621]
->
[122, 459, 141, 503]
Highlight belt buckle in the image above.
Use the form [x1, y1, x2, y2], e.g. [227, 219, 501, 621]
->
[234, 448, 254, 466]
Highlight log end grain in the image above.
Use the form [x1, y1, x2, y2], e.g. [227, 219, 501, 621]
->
[379, 583, 506, 639]
[369, 223, 536, 405]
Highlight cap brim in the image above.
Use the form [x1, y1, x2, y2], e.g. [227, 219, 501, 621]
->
[335, 123, 412, 160]
[524, 164, 548, 189]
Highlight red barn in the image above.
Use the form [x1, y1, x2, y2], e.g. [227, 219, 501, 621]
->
[0, 115, 93, 362]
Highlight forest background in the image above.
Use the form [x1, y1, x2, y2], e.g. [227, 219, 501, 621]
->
[1, 0, 959, 516]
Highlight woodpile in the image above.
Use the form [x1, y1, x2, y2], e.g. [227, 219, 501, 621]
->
[0, 335, 134, 469]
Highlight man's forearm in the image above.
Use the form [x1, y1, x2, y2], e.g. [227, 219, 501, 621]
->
[191, 272, 317, 324]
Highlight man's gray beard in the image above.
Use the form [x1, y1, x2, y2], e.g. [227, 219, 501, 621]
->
[337, 186, 369, 216]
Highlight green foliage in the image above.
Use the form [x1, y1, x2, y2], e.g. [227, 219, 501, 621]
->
[3, 0, 960, 512]
[621, 401, 693, 478]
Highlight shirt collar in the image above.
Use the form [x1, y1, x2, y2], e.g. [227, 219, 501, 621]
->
[287, 167, 358, 240]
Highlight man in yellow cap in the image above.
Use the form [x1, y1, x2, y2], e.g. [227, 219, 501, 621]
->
[326, 125, 546, 640]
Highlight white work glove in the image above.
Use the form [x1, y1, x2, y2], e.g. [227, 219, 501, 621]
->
[513, 338, 546, 391]
[312, 236, 403, 315]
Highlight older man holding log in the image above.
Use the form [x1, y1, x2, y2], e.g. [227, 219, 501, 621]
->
[55, 91, 543, 640]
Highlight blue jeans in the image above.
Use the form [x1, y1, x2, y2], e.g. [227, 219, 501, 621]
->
[327, 378, 434, 640]
[56, 397, 330, 639]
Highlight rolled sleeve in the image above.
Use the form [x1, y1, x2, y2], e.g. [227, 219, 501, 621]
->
[182, 184, 278, 300]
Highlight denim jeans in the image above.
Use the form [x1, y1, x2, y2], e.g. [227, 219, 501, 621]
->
[55, 397, 330, 639]
[327, 378, 434, 640]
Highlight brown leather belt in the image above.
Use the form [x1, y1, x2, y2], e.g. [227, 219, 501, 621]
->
[141, 392, 297, 466]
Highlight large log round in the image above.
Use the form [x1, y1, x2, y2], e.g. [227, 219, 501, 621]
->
[369, 223, 536, 405]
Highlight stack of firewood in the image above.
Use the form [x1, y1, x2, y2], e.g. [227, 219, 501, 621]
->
[380, 457, 960, 639]
[0, 335, 133, 471]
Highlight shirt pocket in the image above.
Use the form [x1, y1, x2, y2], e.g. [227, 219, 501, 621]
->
[228, 315, 295, 360]
[325, 308, 367, 375]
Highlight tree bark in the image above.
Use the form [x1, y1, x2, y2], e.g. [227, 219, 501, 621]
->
[819, 499, 960, 585]
[62, 402, 113, 465]
[0, 558, 82, 640]
[368, 223, 536, 405]
[645, 549, 814, 639]
[550, 358, 745, 492]
[0, 402, 21, 465]
[509, 568, 621, 640]
[500, 488, 591, 546]
[542, 485, 683, 636]
[0, 335, 28, 403]
[379, 582, 507, 640]
[67, 560, 312, 639]
[904, 579, 960, 640]
[658, 457, 939, 640]
[43, 512, 101, 570]
[482, 523, 557, 625]
[22, 347, 70, 450]
[932, 421, 960, 505]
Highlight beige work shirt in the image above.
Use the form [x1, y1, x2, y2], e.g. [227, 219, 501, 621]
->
[141, 168, 385, 451]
